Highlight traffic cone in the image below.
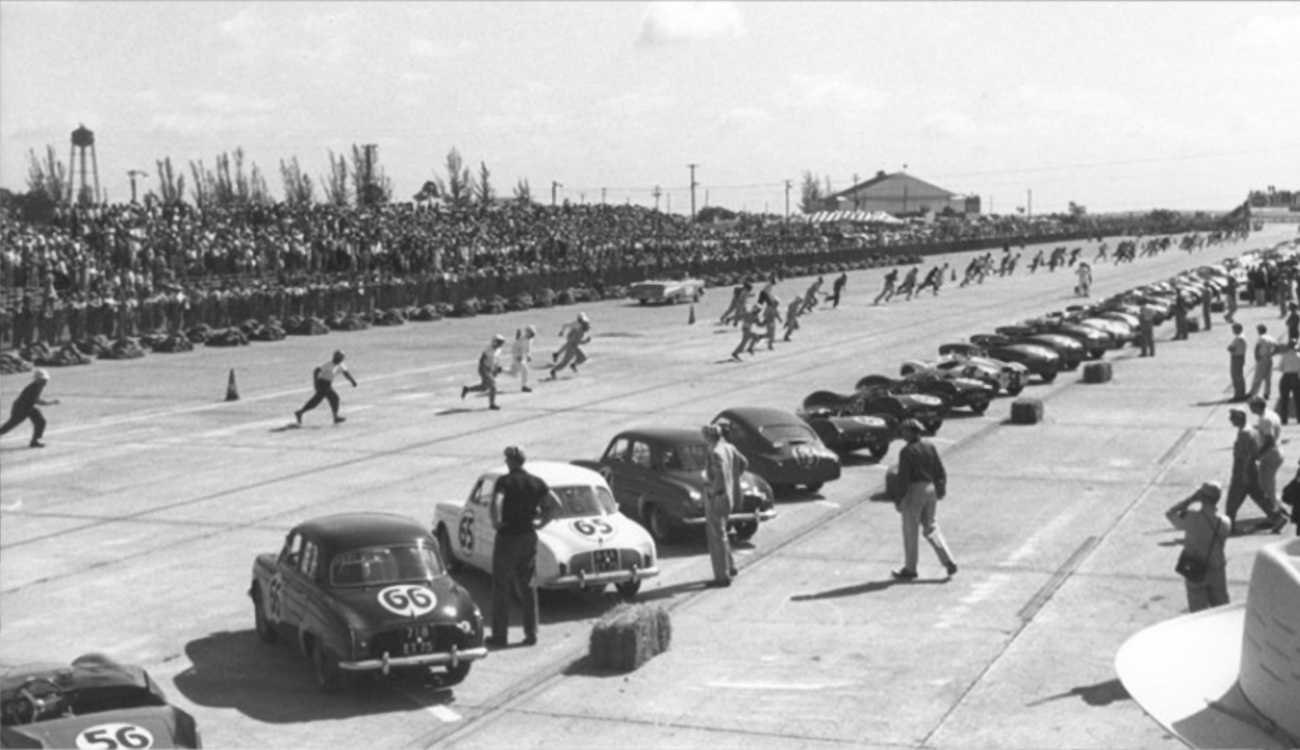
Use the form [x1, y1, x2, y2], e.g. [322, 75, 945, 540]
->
[226, 368, 240, 401]
[688, 304, 696, 325]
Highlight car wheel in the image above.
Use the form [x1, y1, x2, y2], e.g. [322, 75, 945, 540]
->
[253, 585, 278, 645]
[1007, 382, 1025, 396]
[1089, 349, 1106, 359]
[615, 579, 643, 599]
[436, 525, 462, 573]
[312, 640, 343, 693]
[868, 443, 889, 461]
[969, 399, 989, 415]
[639, 299, 648, 305]
[442, 661, 472, 687]
[922, 420, 943, 434]
[805, 481, 824, 493]
[646, 505, 677, 544]
[731, 520, 758, 541]
[1040, 371, 1058, 383]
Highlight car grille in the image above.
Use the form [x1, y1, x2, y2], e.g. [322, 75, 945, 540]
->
[570, 548, 644, 574]
[370, 623, 469, 659]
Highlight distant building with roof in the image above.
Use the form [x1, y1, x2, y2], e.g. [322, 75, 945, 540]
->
[819, 171, 979, 217]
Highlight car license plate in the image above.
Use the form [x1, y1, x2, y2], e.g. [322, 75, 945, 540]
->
[594, 549, 618, 572]
[401, 625, 438, 656]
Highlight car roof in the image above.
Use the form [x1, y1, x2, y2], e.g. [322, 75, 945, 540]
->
[610, 427, 706, 445]
[717, 407, 803, 427]
[480, 460, 606, 486]
[295, 513, 432, 550]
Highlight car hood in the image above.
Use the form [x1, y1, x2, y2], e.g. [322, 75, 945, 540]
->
[0, 706, 194, 749]
[541, 513, 652, 551]
[326, 578, 478, 630]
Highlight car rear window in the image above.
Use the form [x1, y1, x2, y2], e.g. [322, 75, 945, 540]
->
[552, 485, 618, 518]
[330, 544, 443, 587]
[759, 423, 817, 446]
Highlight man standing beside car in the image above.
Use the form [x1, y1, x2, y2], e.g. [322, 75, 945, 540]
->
[892, 419, 958, 581]
[1228, 323, 1248, 402]
[487, 446, 561, 647]
[703, 424, 748, 587]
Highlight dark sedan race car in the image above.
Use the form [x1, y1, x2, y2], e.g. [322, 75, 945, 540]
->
[250, 513, 487, 692]
[574, 428, 776, 544]
[1, 653, 201, 748]
[712, 408, 842, 492]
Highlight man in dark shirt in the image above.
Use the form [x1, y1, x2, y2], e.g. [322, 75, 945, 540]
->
[892, 419, 958, 581]
[0, 369, 59, 448]
[487, 445, 560, 647]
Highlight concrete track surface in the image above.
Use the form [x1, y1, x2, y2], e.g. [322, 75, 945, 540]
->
[3, 226, 1296, 749]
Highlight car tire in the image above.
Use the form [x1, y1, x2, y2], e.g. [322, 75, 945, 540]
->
[969, 399, 989, 415]
[442, 661, 472, 687]
[253, 585, 278, 645]
[615, 579, 643, 599]
[646, 505, 677, 544]
[731, 520, 758, 541]
[1089, 349, 1106, 359]
[868, 443, 889, 461]
[922, 419, 943, 434]
[1040, 371, 1058, 383]
[312, 640, 344, 694]
[436, 525, 462, 573]
[805, 481, 824, 493]
[1007, 383, 1025, 396]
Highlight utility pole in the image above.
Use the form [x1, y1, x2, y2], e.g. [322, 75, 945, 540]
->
[361, 143, 377, 205]
[667, 193, 672, 214]
[127, 170, 148, 204]
[1028, 189, 1033, 218]
[784, 179, 793, 224]
[687, 163, 698, 220]
[853, 173, 860, 210]
[652, 185, 662, 212]
[601, 187, 606, 204]
[551, 181, 562, 207]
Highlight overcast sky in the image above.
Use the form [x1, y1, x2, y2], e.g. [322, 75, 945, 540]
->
[2, 1, 1297, 215]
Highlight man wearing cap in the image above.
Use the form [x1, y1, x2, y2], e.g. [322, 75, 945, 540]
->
[1165, 482, 1232, 612]
[295, 350, 356, 426]
[508, 326, 537, 393]
[549, 312, 590, 379]
[0, 369, 59, 448]
[1227, 323, 1248, 401]
[486, 446, 561, 647]
[1225, 408, 1268, 527]
[463, 334, 505, 410]
[1138, 300, 1157, 357]
[1247, 397, 1289, 533]
[702, 423, 747, 586]
[892, 419, 958, 581]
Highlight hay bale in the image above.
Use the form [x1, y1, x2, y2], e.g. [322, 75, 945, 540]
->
[1082, 361, 1112, 383]
[1010, 397, 1044, 424]
[589, 603, 671, 673]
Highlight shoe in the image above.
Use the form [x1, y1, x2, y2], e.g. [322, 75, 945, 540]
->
[731, 353, 742, 362]
[294, 410, 303, 425]
[484, 636, 507, 648]
[547, 370, 557, 380]
[334, 416, 346, 424]
[29, 440, 45, 449]
[1270, 515, 1289, 534]
[522, 387, 533, 393]
[461, 386, 468, 400]
[729, 567, 738, 577]
[522, 634, 537, 646]
[570, 364, 578, 373]
[707, 578, 732, 588]
[489, 405, 500, 410]
[945, 562, 958, 576]
[891, 568, 917, 581]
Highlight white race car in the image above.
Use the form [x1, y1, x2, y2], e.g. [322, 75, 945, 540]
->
[432, 462, 659, 598]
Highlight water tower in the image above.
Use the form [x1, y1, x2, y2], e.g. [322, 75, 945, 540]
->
[67, 124, 100, 205]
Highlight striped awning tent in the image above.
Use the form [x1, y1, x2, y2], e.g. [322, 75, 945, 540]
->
[803, 210, 904, 225]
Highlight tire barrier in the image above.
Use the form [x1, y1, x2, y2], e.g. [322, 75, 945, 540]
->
[205, 328, 250, 347]
[1082, 361, 1113, 384]
[0, 351, 32, 374]
[1010, 397, 1045, 425]
[151, 333, 194, 353]
[589, 603, 672, 673]
[98, 338, 147, 360]
[27, 341, 92, 367]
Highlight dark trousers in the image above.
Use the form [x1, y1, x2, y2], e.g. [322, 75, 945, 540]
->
[1139, 321, 1155, 356]
[0, 406, 45, 442]
[299, 378, 340, 416]
[491, 531, 538, 640]
[1231, 355, 1247, 400]
[1278, 372, 1300, 424]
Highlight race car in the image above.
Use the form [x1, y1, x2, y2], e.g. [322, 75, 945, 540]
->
[712, 407, 842, 493]
[627, 278, 705, 305]
[956, 335, 1062, 383]
[796, 405, 894, 460]
[855, 371, 993, 415]
[573, 428, 776, 544]
[433, 462, 659, 597]
[988, 327, 1087, 368]
[1, 654, 201, 749]
[902, 348, 1028, 397]
[250, 513, 488, 692]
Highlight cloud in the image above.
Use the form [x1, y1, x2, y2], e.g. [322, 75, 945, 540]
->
[596, 90, 676, 118]
[1229, 12, 1300, 48]
[636, 1, 743, 46]
[780, 74, 886, 114]
[146, 91, 282, 136]
[408, 37, 475, 61]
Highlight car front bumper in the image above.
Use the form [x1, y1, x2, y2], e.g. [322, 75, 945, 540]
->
[340, 645, 489, 674]
[546, 564, 661, 590]
[679, 508, 778, 527]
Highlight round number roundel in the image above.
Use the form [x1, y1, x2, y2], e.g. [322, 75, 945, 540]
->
[378, 585, 437, 617]
[571, 519, 616, 538]
[76, 723, 154, 750]
[457, 515, 475, 553]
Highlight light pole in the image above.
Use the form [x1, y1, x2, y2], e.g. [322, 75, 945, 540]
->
[652, 185, 662, 212]
[127, 170, 148, 204]
[687, 163, 698, 221]
[551, 181, 562, 207]
[784, 179, 792, 224]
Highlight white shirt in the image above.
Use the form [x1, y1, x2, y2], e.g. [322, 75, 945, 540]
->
[511, 336, 532, 363]
[317, 358, 348, 383]
[1257, 409, 1282, 448]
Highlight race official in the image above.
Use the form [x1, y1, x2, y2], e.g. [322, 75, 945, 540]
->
[703, 424, 747, 587]
[892, 419, 958, 581]
[486, 446, 561, 647]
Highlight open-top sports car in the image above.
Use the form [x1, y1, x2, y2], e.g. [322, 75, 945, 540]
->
[1, 654, 201, 749]
[1027, 317, 1120, 355]
[712, 408, 842, 493]
[987, 328, 1087, 368]
[856, 371, 993, 415]
[573, 428, 776, 544]
[251, 513, 487, 692]
[628, 278, 705, 305]
[796, 404, 894, 460]
[434, 462, 659, 597]
[903, 347, 1028, 397]
[956, 336, 1061, 383]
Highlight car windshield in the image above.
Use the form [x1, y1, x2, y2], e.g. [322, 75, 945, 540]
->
[759, 423, 817, 446]
[664, 443, 709, 471]
[330, 544, 443, 587]
[552, 484, 618, 518]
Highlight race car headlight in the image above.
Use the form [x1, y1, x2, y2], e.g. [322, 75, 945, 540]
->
[351, 629, 369, 654]
[688, 489, 702, 502]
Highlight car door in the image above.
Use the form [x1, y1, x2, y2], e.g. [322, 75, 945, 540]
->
[625, 439, 656, 510]
[295, 539, 328, 638]
[276, 532, 312, 638]
[463, 476, 496, 572]
[599, 437, 633, 509]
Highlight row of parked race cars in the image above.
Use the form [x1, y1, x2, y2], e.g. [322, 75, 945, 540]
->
[1, 258, 1252, 748]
